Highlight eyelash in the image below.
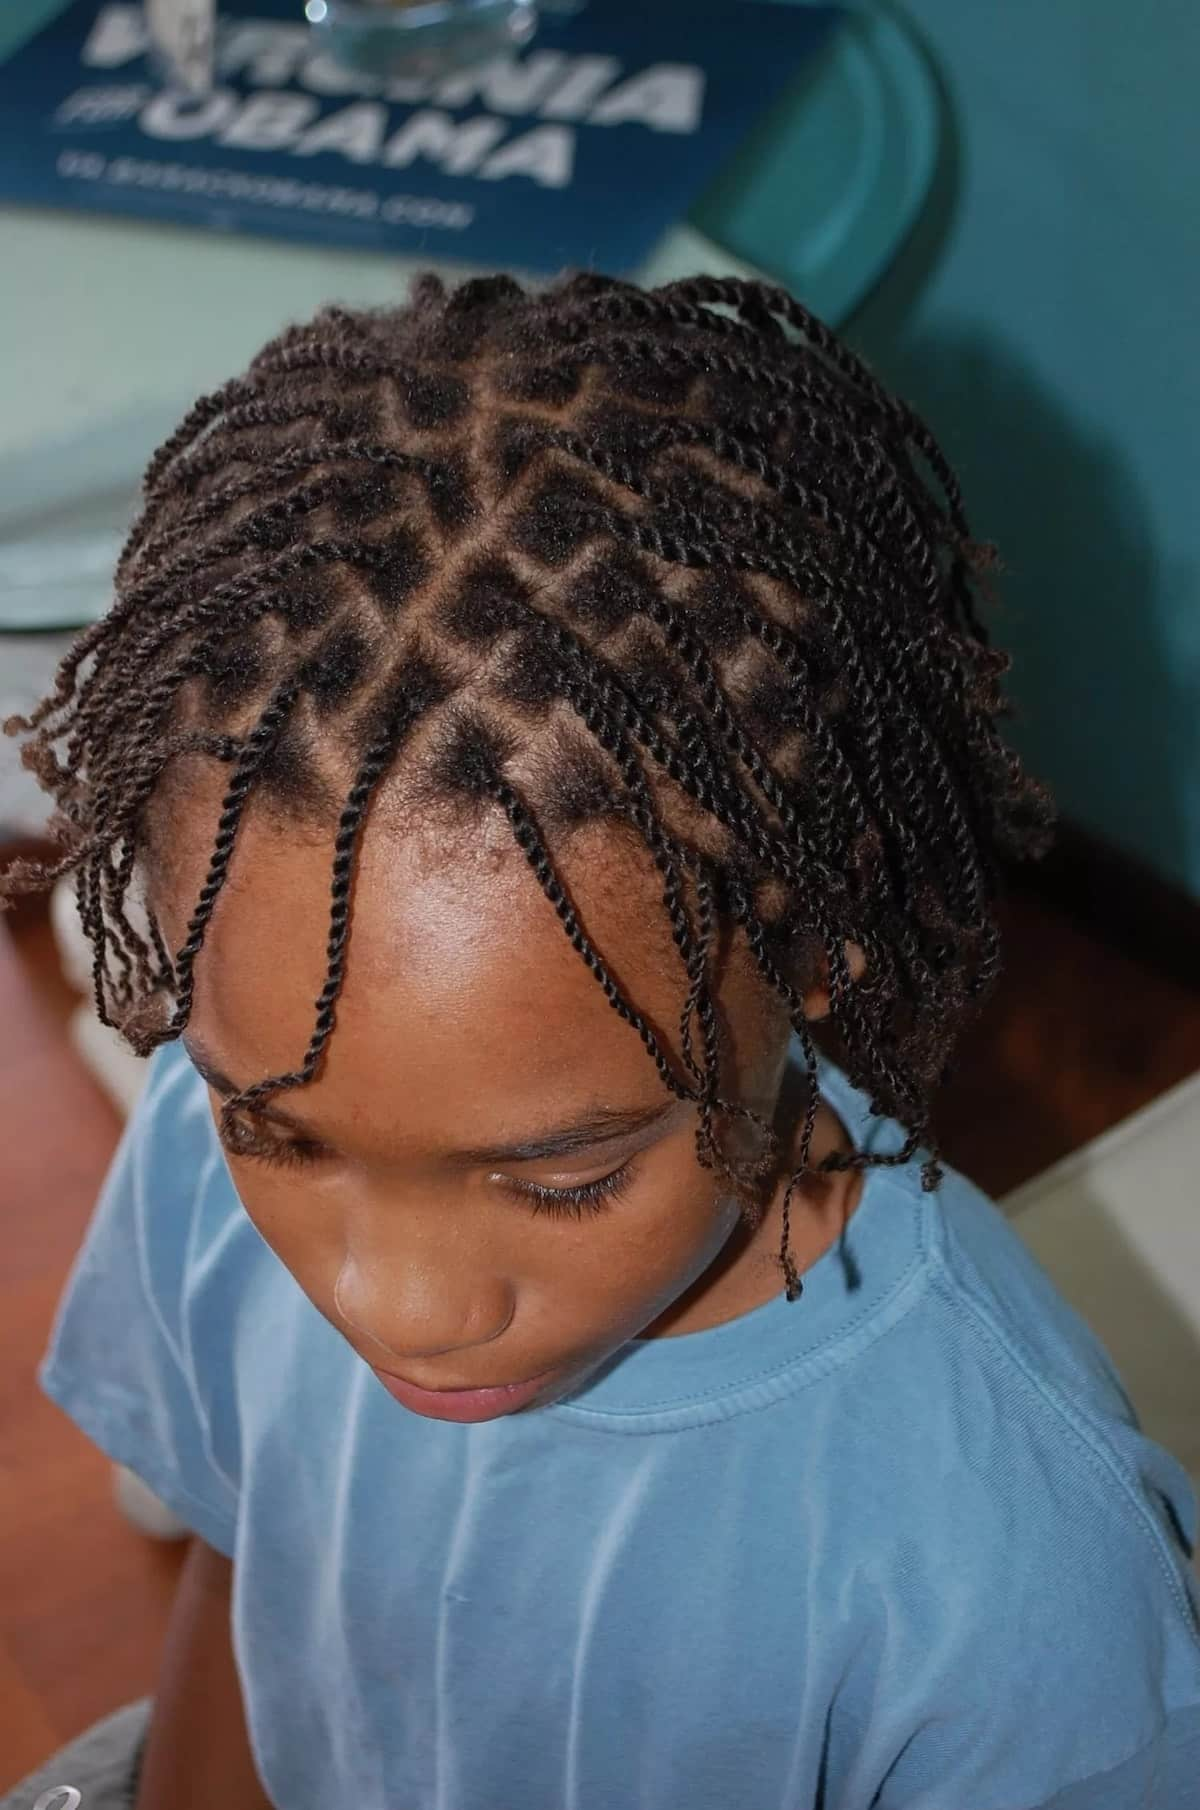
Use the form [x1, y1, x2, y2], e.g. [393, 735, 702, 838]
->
[218, 1116, 635, 1220]
[220, 1116, 319, 1171]
[508, 1163, 634, 1221]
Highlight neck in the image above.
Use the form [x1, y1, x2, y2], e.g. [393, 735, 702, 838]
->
[643, 1078, 864, 1338]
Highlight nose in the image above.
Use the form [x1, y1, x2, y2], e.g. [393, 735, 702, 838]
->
[333, 1249, 514, 1366]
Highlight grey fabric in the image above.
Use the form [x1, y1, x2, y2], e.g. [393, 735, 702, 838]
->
[0, 1698, 151, 1810]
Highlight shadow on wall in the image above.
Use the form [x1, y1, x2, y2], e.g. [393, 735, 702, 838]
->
[846, 25, 1198, 893]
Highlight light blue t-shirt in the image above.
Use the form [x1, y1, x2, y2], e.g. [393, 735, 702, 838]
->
[40, 1036, 1200, 1810]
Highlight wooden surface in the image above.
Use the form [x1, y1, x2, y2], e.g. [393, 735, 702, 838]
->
[1, 866, 1198, 1788]
[937, 878, 1200, 1193]
[0, 890, 188, 1788]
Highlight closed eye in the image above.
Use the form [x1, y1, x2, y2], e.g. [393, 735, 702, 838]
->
[217, 1114, 636, 1221]
[494, 1161, 636, 1221]
[217, 1113, 325, 1170]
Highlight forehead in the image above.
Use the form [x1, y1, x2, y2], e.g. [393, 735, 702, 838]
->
[144, 765, 730, 1141]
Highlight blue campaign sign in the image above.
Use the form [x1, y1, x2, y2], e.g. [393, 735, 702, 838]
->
[0, 0, 839, 272]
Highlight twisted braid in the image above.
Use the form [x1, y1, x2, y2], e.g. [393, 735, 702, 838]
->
[161, 673, 303, 1043]
[217, 679, 431, 1125]
[493, 774, 694, 1110]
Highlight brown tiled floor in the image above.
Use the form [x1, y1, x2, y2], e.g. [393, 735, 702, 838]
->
[1, 870, 1198, 1787]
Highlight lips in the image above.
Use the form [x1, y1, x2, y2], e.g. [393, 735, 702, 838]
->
[370, 1364, 557, 1423]
[378, 1367, 542, 1395]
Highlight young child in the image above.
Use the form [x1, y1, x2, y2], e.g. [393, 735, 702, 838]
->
[4, 270, 1199, 1810]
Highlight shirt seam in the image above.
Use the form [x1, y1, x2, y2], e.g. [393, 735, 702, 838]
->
[40, 1359, 239, 1543]
[547, 1204, 934, 1431]
[926, 1246, 1200, 1648]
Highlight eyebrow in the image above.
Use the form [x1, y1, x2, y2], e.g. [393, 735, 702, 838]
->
[182, 1039, 678, 1165]
[184, 1045, 317, 1138]
[455, 1101, 676, 1166]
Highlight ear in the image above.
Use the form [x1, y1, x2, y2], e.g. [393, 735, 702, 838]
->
[801, 939, 867, 1022]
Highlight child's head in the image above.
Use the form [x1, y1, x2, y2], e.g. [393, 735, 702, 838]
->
[4, 270, 1052, 1412]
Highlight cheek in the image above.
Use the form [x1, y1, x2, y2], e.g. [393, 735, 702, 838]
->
[228, 1169, 337, 1285]
[591, 1164, 736, 1319]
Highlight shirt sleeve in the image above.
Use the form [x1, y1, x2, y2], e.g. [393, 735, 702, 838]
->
[871, 1568, 1200, 1810]
[1027, 1707, 1200, 1809]
[38, 1037, 239, 1556]
[871, 1488, 1200, 1810]
[867, 1304, 1200, 1810]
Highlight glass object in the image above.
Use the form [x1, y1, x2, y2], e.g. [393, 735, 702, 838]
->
[306, 0, 541, 83]
[144, 0, 216, 94]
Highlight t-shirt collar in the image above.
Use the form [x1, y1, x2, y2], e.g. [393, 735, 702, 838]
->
[541, 1041, 930, 1431]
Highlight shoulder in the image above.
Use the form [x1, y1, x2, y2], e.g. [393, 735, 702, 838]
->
[925, 1160, 1198, 1580]
[889, 1159, 1200, 1633]
[112, 1036, 248, 1311]
[131, 1033, 221, 1169]
[38, 1037, 252, 1551]
[833, 1162, 1200, 1806]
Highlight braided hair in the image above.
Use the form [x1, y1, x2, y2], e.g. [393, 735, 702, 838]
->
[1, 268, 1054, 1301]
